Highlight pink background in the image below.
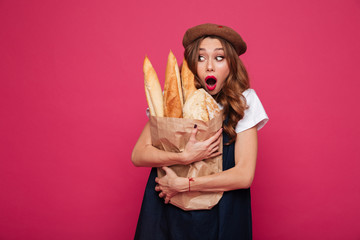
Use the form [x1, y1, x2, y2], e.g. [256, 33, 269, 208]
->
[1, 0, 359, 239]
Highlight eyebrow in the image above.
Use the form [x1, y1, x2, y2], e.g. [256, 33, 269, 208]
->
[199, 48, 224, 51]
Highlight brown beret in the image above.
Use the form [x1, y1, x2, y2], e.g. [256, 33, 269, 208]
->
[182, 23, 247, 56]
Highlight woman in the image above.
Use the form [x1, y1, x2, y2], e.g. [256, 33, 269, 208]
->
[132, 23, 269, 240]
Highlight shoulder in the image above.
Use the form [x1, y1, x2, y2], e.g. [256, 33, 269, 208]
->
[242, 88, 258, 103]
[235, 88, 269, 133]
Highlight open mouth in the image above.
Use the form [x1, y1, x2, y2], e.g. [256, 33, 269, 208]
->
[205, 76, 217, 91]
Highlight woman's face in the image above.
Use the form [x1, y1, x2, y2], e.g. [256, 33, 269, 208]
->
[196, 37, 230, 95]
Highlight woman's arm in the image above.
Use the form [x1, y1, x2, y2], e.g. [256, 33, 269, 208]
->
[131, 121, 223, 167]
[155, 126, 258, 202]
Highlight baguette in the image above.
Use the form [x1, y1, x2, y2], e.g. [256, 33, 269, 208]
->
[183, 88, 220, 121]
[163, 51, 183, 118]
[143, 56, 164, 117]
[181, 59, 197, 102]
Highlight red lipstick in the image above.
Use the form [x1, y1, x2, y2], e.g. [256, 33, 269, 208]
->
[205, 76, 217, 91]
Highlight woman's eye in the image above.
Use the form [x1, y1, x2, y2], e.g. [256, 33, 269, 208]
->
[216, 56, 224, 61]
[198, 55, 205, 61]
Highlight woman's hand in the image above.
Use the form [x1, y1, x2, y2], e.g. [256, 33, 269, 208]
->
[181, 126, 223, 164]
[155, 167, 187, 204]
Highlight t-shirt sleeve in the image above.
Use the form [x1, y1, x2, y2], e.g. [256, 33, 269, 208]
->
[235, 89, 269, 133]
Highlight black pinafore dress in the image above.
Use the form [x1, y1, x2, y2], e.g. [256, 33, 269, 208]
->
[134, 122, 252, 240]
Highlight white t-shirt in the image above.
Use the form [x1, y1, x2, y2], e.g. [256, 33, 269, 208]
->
[219, 88, 269, 133]
[146, 88, 269, 133]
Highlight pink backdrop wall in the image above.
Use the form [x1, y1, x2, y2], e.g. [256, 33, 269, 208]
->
[1, 0, 359, 239]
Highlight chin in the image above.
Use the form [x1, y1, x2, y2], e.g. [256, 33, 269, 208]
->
[207, 89, 220, 96]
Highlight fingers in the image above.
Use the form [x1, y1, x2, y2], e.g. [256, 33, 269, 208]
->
[156, 187, 171, 203]
[209, 135, 221, 151]
[162, 166, 170, 175]
[189, 126, 198, 142]
[155, 184, 166, 199]
[213, 128, 223, 140]
[162, 166, 177, 177]
[207, 151, 222, 159]
[210, 145, 219, 154]
[202, 128, 222, 157]
[204, 128, 223, 145]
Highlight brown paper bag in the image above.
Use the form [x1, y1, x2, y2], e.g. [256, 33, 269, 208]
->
[149, 112, 224, 211]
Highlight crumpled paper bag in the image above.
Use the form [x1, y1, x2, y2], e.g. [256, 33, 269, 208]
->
[149, 112, 224, 211]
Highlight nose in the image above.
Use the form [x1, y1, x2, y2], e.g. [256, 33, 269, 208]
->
[206, 59, 214, 72]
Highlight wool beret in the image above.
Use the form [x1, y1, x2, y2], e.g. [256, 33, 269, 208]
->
[182, 23, 247, 56]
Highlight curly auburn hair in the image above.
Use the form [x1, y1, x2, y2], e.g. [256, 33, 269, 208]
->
[184, 36, 250, 145]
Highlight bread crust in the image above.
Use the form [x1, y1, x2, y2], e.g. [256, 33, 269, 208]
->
[163, 51, 183, 118]
[181, 59, 197, 102]
[183, 89, 220, 121]
[143, 56, 164, 117]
